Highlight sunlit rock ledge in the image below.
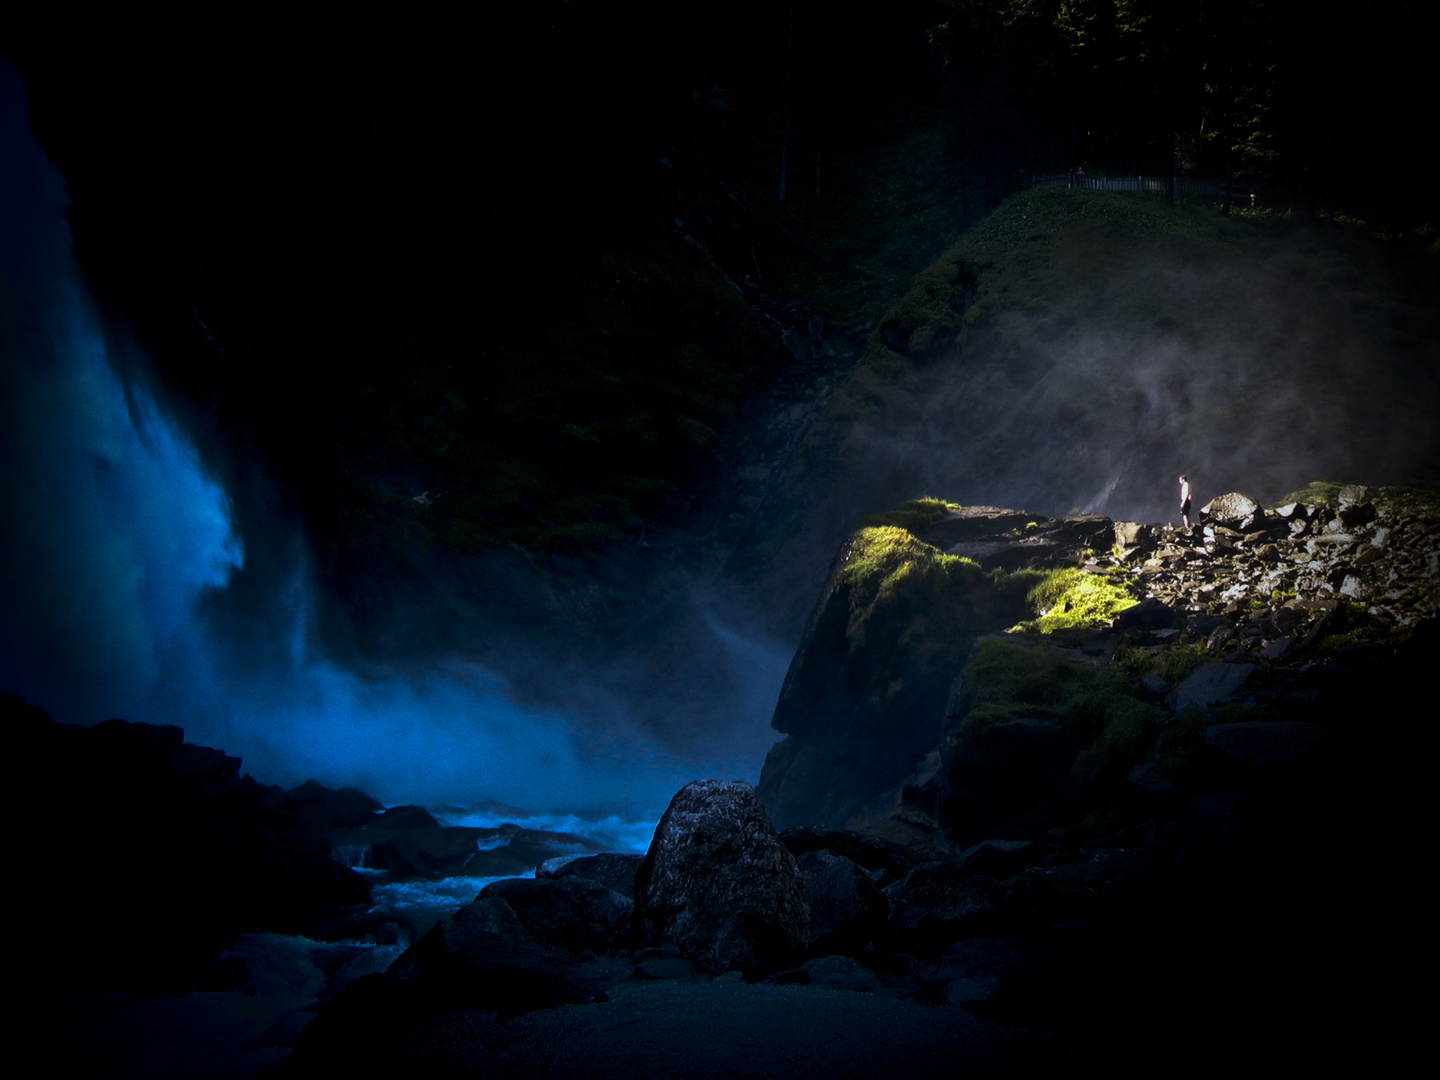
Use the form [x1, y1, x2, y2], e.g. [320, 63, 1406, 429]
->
[757, 484, 1439, 847]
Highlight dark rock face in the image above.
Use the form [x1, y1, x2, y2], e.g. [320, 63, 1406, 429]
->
[478, 877, 633, 954]
[1202, 721, 1346, 768]
[1166, 662, 1255, 715]
[8, 696, 369, 996]
[796, 850, 890, 956]
[325, 811, 605, 880]
[758, 507, 1104, 830]
[633, 780, 810, 975]
[883, 864, 1014, 953]
[779, 825, 917, 885]
[537, 851, 645, 898]
[390, 897, 605, 1010]
[940, 718, 1080, 840]
[284, 779, 385, 832]
[761, 487, 1440, 862]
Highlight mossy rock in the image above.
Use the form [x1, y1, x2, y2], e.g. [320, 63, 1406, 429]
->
[1009, 567, 1142, 634]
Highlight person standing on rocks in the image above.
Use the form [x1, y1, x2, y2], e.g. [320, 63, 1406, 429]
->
[1178, 475, 1193, 530]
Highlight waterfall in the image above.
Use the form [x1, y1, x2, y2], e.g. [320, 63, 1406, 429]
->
[0, 59, 702, 817]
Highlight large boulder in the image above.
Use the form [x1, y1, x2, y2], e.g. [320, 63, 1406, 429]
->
[478, 876, 633, 953]
[757, 509, 1044, 829]
[537, 851, 645, 898]
[883, 863, 1013, 952]
[389, 896, 604, 1009]
[778, 825, 917, 885]
[633, 780, 810, 975]
[796, 850, 890, 956]
[1202, 722, 1347, 768]
[1201, 492, 1265, 529]
[1166, 662, 1255, 716]
[756, 505, 1129, 831]
[283, 780, 384, 832]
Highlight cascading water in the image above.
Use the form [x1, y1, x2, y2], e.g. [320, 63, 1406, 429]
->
[1, 58, 732, 819]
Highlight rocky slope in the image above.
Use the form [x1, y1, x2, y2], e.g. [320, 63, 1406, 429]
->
[276, 483, 1433, 1073]
[760, 482, 1437, 847]
[10, 698, 623, 1006]
[723, 190, 1440, 643]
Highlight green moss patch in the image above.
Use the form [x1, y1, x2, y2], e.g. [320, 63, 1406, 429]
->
[957, 639, 1164, 785]
[1275, 481, 1347, 508]
[1111, 642, 1207, 685]
[858, 496, 963, 534]
[838, 524, 983, 651]
[1313, 601, 1400, 656]
[1009, 567, 1141, 634]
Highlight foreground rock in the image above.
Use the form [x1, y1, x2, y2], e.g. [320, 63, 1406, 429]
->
[7, 696, 369, 996]
[758, 503, 1118, 831]
[634, 780, 811, 975]
[388, 896, 607, 1010]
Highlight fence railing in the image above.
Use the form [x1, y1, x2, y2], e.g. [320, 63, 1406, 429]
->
[1032, 173, 1232, 201]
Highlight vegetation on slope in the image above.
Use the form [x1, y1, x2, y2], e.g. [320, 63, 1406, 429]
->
[1008, 565, 1140, 634]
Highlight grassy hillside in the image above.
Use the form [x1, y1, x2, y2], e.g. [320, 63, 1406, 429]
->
[731, 189, 1439, 636]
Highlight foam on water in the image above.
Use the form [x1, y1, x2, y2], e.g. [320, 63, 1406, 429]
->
[432, 809, 660, 855]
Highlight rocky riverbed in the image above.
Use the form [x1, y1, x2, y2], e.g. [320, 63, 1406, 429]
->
[16, 483, 1433, 1076]
[274, 482, 1433, 1076]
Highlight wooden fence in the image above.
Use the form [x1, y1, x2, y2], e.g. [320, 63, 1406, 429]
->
[1032, 173, 1232, 201]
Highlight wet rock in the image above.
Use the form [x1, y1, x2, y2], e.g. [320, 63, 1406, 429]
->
[366, 826, 487, 876]
[940, 720, 1078, 843]
[1272, 606, 1306, 634]
[537, 852, 645, 898]
[1188, 614, 1228, 635]
[394, 896, 605, 1009]
[801, 953, 886, 992]
[942, 971, 1001, 1006]
[1126, 760, 1181, 796]
[1338, 574, 1374, 600]
[479, 876, 634, 954]
[284, 780, 385, 832]
[1338, 484, 1374, 507]
[883, 863, 1013, 951]
[1261, 635, 1292, 660]
[9, 698, 369, 996]
[1202, 722, 1347, 768]
[1167, 662, 1254, 715]
[1339, 501, 1377, 528]
[1113, 596, 1179, 631]
[953, 839, 1043, 878]
[778, 825, 916, 884]
[796, 850, 890, 956]
[1138, 673, 1171, 699]
[375, 804, 441, 831]
[633, 955, 705, 980]
[1113, 520, 1153, 548]
[633, 780, 810, 975]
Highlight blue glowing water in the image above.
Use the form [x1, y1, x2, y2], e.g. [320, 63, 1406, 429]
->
[1, 58, 726, 817]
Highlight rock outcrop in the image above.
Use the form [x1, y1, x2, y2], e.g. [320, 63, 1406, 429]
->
[758, 503, 1107, 830]
[633, 780, 810, 975]
[279, 483, 1436, 1074]
[327, 810, 605, 880]
[759, 485, 1438, 848]
[8, 696, 370, 996]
